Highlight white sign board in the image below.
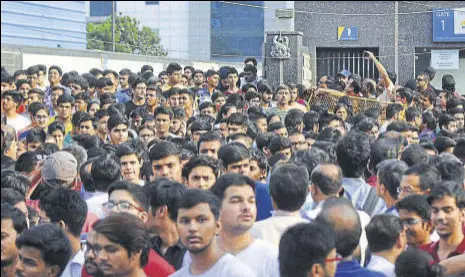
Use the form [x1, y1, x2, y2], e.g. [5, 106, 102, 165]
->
[431, 49, 460, 70]
[454, 8, 465, 35]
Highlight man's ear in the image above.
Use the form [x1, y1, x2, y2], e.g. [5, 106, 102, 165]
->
[47, 264, 61, 277]
[58, 220, 67, 231]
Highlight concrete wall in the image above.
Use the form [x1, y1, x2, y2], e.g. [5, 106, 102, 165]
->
[1, 1, 87, 50]
[295, 1, 465, 88]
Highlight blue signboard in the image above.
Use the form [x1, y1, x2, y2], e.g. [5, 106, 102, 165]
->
[433, 8, 465, 42]
[338, 26, 358, 41]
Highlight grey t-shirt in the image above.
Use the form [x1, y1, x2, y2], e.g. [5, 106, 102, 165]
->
[169, 253, 255, 277]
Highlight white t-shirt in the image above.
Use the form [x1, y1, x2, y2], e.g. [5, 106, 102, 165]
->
[7, 115, 31, 133]
[170, 253, 255, 277]
[182, 239, 279, 277]
[367, 255, 395, 277]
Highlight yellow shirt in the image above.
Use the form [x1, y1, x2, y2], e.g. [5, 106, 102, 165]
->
[48, 117, 73, 135]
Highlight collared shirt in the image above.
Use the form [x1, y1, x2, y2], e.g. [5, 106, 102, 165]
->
[62, 248, 85, 277]
[151, 236, 186, 270]
[423, 235, 465, 262]
[367, 254, 395, 277]
[342, 177, 387, 216]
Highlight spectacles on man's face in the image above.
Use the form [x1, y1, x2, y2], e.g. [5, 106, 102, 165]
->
[400, 218, 421, 226]
[396, 186, 420, 194]
[102, 201, 145, 213]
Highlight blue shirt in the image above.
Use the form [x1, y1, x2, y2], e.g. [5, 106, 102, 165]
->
[116, 90, 131, 103]
[255, 181, 273, 221]
[336, 260, 387, 277]
[343, 177, 386, 216]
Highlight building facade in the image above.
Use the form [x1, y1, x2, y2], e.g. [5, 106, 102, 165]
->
[1, 1, 87, 50]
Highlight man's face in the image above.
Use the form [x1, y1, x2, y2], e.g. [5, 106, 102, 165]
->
[169, 95, 180, 108]
[416, 75, 428, 90]
[227, 124, 246, 136]
[28, 93, 43, 106]
[431, 196, 465, 239]
[445, 121, 458, 133]
[109, 124, 128, 145]
[33, 109, 49, 129]
[420, 95, 432, 110]
[38, 71, 45, 85]
[104, 73, 118, 89]
[184, 69, 193, 80]
[193, 73, 204, 86]
[274, 127, 288, 138]
[92, 233, 140, 277]
[179, 93, 191, 108]
[160, 74, 169, 85]
[75, 99, 87, 113]
[57, 102, 72, 120]
[227, 73, 238, 88]
[16, 246, 58, 277]
[199, 141, 221, 159]
[262, 91, 273, 104]
[454, 113, 464, 129]
[139, 128, 155, 145]
[255, 118, 267, 134]
[88, 103, 100, 117]
[48, 69, 61, 85]
[27, 74, 39, 88]
[79, 120, 95, 136]
[146, 90, 158, 107]
[220, 185, 256, 235]
[169, 71, 182, 85]
[187, 166, 216, 190]
[1, 219, 19, 266]
[248, 160, 262, 182]
[84, 231, 101, 277]
[207, 75, 219, 88]
[108, 190, 146, 221]
[398, 209, 432, 247]
[214, 97, 226, 111]
[2, 95, 18, 112]
[155, 114, 171, 135]
[1, 82, 10, 93]
[51, 90, 63, 107]
[70, 83, 83, 96]
[289, 133, 308, 152]
[398, 174, 423, 200]
[133, 83, 147, 101]
[276, 89, 290, 106]
[98, 116, 109, 134]
[248, 97, 261, 108]
[192, 130, 208, 143]
[151, 155, 182, 182]
[51, 130, 64, 149]
[120, 154, 141, 182]
[410, 131, 419, 144]
[18, 84, 31, 100]
[244, 71, 255, 83]
[119, 75, 129, 88]
[27, 142, 42, 152]
[279, 148, 292, 159]
[177, 203, 220, 254]
[200, 107, 216, 118]
[226, 158, 250, 176]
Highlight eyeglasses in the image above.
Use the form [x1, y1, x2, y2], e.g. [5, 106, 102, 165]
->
[400, 218, 421, 226]
[102, 201, 145, 213]
[396, 186, 420, 194]
[325, 254, 343, 263]
[416, 78, 424, 82]
[291, 141, 307, 147]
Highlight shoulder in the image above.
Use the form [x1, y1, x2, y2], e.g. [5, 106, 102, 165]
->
[220, 254, 255, 277]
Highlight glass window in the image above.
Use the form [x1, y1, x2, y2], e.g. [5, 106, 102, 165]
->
[90, 1, 114, 17]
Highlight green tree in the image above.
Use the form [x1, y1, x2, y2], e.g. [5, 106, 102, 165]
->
[86, 13, 167, 56]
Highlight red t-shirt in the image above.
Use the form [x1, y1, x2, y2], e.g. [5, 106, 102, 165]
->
[81, 249, 175, 277]
[422, 235, 465, 262]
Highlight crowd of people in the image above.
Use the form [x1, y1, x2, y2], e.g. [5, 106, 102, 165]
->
[1, 52, 464, 277]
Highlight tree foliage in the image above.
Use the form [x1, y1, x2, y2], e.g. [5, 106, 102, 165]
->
[86, 13, 167, 56]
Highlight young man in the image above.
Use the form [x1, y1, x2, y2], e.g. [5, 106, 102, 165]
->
[251, 163, 309, 247]
[288, 131, 308, 152]
[375, 159, 408, 215]
[146, 85, 161, 114]
[279, 221, 338, 277]
[266, 85, 291, 122]
[107, 114, 129, 145]
[192, 70, 205, 91]
[162, 63, 183, 92]
[171, 189, 254, 277]
[149, 141, 183, 183]
[154, 106, 175, 140]
[124, 76, 147, 118]
[396, 194, 434, 248]
[38, 188, 87, 277]
[144, 180, 187, 270]
[182, 155, 218, 190]
[366, 215, 407, 277]
[15, 224, 72, 277]
[225, 67, 240, 96]
[49, 94, 74, 135]
[2, 90, 31, 133]
[78, 114, 98, 136]
[170, 107, 186, 138]
[197, 70, 220, 105]
[95, 109, 109, 143]
[227, 113, 248, 136]
[116, 144, 145, 186]
[398, 162, 441, 200]
[18, 102, 49, 140]
[424, 182, 465, 262]
[198, 132, 225, 160]
[1, 203, 28, 277]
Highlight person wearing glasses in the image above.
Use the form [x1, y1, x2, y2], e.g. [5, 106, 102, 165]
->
[18, 102, 50, 141]
[374, 159, 408, 216]
[398, 162, 441, 200]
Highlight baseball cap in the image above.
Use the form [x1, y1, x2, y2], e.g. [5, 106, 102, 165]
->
[41, 151, 78, 184]
[338, 70, 352, 78]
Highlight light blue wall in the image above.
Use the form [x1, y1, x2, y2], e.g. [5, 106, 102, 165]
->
[1, 1, 87, 50]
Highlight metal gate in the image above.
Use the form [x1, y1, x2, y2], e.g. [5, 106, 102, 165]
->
[316, 48, 379, 81]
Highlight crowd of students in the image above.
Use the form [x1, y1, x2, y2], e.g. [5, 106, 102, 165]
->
[1, 54, 464, 277]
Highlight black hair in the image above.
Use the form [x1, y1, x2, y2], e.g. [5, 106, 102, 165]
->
[249, 148, 268, 170]
[405, 106, 421, 122]
[1, 203, 27, 234]
[421, 112, 436, 131]
[93, 213, 150, 267]
[91, 154, 121, 192]
[284, 109, 304, 133]
[198, 132, 225, 150]
[107, 114, 129, 132]
[441, 74, 455, 93]
[0, 170, 30, 196]
[182, 155, 219, 180]
[446, 97, 463, 111]
[316, 127, 342, 144]
[148, 140, 180, 162]
[56, 93, 74, 106]
[28, 102, 48, 117]
[36, 143, 59, 158]
[82, 73, 97, 89]
[47, 121, 66, 135]
[99, 92, 116, 106]
[434, 153, 464, 184]
[395, 247, 446, 277]
[166, 63, 182, 75]
[176, 189, 221, 220]
[107, 180, 150, 212]
[269, 136, 292, 155]
[428, 181, 465, 209]
[289, 147, 331, 177]
[144, 179, 187, 221]
[16, 224, 72, 276]
[404, 163, 441, 192]
[15, 151, 40, 174]
[225, 93, 245, 109]
[244, 57, 257, 66]
[438, 114, 456, 130]
[400, 144, 428, 166]
[311, 164, 343, 195]
[267, 121, 286, 133]
[318, 112, 340, 131]
[154, 106, 174, 120]
[395, 194, 431, 221]
[279, 221, 336, 277]
[38, 188, 87, 237]
[2, 90, 23, 104]
[218, 144, 249, 169]
[227, 112, 248, 127]
[434, 136, 456, 154]
[454, 138, 465, 161]
[1, 187, 25, 207]
[386, 103, 404, 120]
[191, 118, 213, 133]
[89, 68, 103, 77]
[376, 159, 408, 200]
[365, 214, 403, 252]
[370, 137, 403, 173]
[269, 163, 309, 211]
[243, 64, 257, 75]
[387, 120, 411, 133]
[210, 173, 255, 203]
[336, 130, 373, 178]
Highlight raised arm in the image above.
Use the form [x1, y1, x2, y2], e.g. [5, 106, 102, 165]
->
[364, 51, 393, 99]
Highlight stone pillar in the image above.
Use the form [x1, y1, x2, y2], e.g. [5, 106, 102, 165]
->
[264, 31, 305, 89]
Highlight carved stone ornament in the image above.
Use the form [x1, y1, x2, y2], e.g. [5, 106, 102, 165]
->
[270, 35, 290, 59]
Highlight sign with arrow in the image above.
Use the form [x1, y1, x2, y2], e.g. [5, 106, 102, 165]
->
[338, 26, 358, 41]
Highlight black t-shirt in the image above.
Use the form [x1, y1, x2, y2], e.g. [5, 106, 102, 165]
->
[124, 101, 147, 118]
[151, 236, 186, 270]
